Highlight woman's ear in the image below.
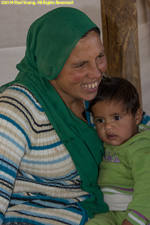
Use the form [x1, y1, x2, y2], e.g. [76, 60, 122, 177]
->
[135, 108, 143, 125]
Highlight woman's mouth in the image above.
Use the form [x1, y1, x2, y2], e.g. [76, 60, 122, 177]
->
[81, 81, 99, 91]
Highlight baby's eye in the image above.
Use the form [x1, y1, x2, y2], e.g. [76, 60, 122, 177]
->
[114, 115, 122, 121]
[95, 118, 104, 123]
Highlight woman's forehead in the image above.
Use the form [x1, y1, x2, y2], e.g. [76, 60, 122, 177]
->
[65, 31, 103, 62]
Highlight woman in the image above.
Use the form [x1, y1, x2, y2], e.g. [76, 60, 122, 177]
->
[0, 7, 109, 225]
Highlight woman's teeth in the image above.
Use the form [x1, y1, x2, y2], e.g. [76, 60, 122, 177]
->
[82, 81, 98, 89]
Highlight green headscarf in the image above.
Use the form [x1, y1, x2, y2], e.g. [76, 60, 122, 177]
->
[0, 7, 108, 218]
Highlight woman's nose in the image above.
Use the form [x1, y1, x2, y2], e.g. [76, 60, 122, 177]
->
[87, 63, 102, 79]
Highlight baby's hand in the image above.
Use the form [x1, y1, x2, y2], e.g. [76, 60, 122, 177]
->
[122, 219, 133, 225]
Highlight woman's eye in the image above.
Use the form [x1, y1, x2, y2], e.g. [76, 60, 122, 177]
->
[114, 116, 122, 121]
[96, 53, 106, 64]
[75, 62, 86, 68]
[97, 53, 105, 60]
[98, 53, 105, 58]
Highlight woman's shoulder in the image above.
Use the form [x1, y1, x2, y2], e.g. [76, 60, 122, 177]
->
[0, 84, 50, 125]
[0, 83, 43, 112]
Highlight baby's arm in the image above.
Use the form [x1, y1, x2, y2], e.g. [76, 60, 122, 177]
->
[126, 142, 150, 224]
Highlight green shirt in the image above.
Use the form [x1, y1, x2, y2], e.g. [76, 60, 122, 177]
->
[98, 124, 150, 221]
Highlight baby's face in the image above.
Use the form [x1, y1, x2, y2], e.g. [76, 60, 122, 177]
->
[92, 100, 141, 146]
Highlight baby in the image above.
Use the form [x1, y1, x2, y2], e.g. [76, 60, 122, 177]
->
[86, 77, 150, 225]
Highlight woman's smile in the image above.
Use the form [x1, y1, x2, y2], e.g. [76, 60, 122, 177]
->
[81, 80, 100, 91]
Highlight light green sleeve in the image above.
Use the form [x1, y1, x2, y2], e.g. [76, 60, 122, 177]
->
[127, 142, 150, 222]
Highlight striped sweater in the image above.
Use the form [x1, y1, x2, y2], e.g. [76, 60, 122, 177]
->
[0, 84, 89, 225]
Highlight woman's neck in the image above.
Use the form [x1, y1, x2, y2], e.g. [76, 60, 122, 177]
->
[49, 80, 87, 122]
[67, 99, 87, 122]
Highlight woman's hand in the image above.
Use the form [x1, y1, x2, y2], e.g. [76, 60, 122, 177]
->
[122, 219, 133, 225]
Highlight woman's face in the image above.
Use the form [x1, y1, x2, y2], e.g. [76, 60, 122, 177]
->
[50, 31, 107, 104]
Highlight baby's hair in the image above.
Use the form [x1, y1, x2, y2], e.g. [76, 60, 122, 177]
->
[89, 76, 140, 115]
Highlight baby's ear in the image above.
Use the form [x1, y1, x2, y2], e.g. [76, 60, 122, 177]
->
[135, 108, 143, 125]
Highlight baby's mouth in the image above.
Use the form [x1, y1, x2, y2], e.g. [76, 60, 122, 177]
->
[107, 134, 117, 140]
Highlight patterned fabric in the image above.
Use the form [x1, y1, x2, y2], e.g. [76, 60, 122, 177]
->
[0, 84, 90, 225]
[141, 112, 150, 126]
[4, 223, 33, 225]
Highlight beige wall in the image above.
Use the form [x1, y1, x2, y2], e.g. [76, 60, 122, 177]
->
[0, 0, 101, 85]
[0, 0, 101, 48]
[137, 0, 150, 114]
